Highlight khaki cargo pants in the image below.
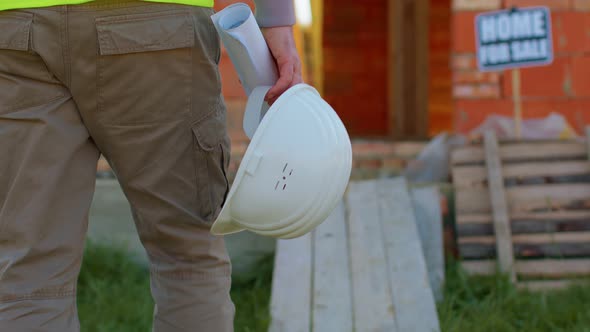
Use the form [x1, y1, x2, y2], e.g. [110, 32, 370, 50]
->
[0, 1, 235, 331]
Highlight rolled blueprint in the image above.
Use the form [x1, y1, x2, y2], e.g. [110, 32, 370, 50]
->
[211, 3, 279, 95]
[211, 3, 279, 139]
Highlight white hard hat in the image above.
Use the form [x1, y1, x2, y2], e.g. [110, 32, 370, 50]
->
[211, 84, 352, 239]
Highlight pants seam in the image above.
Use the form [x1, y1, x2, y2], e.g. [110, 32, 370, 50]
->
[150, 267, 231, 281]
[64, 6, 71, 87]
[0, 290, 76, 304]
[0, 92, 66, 115]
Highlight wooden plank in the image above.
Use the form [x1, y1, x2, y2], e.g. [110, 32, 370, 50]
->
[390, 141, 427, 157]
[410, 186, 445, 302]
[457, 211, 590, 236]
[517, 280, 577, 291]
[455, 183, 590, 214]
[452, 161, 590, 189]
[484, 131, 516, 282]
[460, 242, 590, 259]
[458, 211, 590, 225]
[458, 219, 590, 237]
[379, 178, 440, 331]
[457, 214, 494, 225]
[459, 232, 590, 245]
[352, 141, 426, 159]
[463, 259, 590, 278]
[389, 0, 429, 138]
[511, 211, 590, 221]
[347, 180, 397, 331]
[451, 141, 586, 165]
[312, 201, 353, 332]
[460, 260, 500, 275]
[269, 235, 312, 332]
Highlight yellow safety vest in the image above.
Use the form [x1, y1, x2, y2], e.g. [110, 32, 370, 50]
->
[0, 0, 213, 11]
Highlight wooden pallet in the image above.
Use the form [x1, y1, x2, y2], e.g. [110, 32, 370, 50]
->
[451, 130, 590, 289]
[269, 178, 442, 332]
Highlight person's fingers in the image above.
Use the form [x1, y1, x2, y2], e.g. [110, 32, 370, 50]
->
[266, 58, 295, 101]
[294, 58, 303, 84]
[266, 65, 293, 101]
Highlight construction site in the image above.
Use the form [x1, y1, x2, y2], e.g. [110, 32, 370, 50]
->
[70, 0, 590, 330]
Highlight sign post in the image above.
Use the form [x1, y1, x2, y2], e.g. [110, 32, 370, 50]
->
[512, 68, 522, 138]
[475, 6, 553, 139]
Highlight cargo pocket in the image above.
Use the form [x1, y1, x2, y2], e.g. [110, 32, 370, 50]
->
[0, 12, 31, 51]
[0, 12, 64, 114]
[191, 107, 230, 224]
[95, 10, 195, 125]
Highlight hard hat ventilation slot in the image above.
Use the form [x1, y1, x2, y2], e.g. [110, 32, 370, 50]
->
[275, 163, 294, 191]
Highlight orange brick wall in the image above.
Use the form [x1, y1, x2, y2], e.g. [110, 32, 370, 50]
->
[452, 0, 590, 134]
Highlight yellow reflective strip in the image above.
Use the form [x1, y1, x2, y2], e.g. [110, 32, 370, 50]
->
[0, 0, 213, 11]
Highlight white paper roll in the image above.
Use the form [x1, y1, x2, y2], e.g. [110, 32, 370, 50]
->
[211, 3, 278, 139]
[211, 3, 279, 96]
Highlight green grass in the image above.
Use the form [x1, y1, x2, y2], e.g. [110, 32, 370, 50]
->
[439, 260, 590, 332]
[230, 255, 274, 332]
[78, 243, 590, 332]
[77, 242, 271, 332]
[78, 244, 153, 332]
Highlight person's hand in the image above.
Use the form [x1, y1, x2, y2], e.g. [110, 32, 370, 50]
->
[261, 26, 303, 104]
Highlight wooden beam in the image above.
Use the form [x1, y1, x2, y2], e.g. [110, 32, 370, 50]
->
[269, 235, 312, 332]
[456, 211, 590, 236]
[410, 186, 445, 302]
[484, 131, 516, 282]
[451, 141, 586, 166]
[517, 280, 578, 291]
[459, 231, 590, 245]
[452, 161, 590, 189]
[463, 259, 590, 278]
[312, 201, 353, 332]
[459, 241, 590, 259]
[458, 211, 590, 225]
[388, 0, 430, 138]
[379, 178, 440, 331]
[347, 181, 397, 331]
[455, 183, 590, 215]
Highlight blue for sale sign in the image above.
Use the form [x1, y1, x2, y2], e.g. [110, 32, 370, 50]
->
[475, 7, 553, 72]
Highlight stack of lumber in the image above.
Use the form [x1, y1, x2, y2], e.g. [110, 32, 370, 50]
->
[452, 131, 590, 290]
[269, 178, 443, 332]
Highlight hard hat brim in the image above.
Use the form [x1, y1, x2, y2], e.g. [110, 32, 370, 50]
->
[210, 203, 245, 236]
